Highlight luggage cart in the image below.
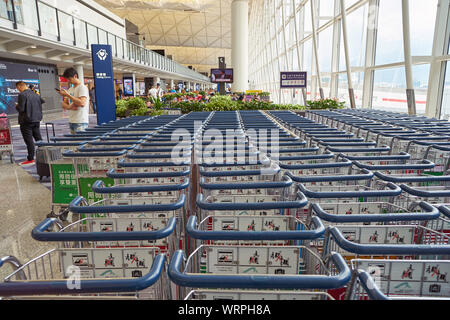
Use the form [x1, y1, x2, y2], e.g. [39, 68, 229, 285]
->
[168, 247, 351, 300]
[0, 114, 14, 163]
[0, 250, 169, 299]
[346, 259, 450, 300]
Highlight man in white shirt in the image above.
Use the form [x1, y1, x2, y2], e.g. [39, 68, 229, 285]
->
[149, 83, 163, 100]
[59, 67, 90, 134]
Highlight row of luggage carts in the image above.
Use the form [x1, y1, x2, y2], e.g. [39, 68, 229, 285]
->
[0, 109, 449, 300]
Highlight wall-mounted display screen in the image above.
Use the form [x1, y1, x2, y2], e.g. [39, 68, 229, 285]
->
[123, 77, 134, 96]
[0, 61, 40, 114]
[211, 69, 234, 83]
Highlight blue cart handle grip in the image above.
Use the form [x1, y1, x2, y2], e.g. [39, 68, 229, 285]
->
[428, 144, 450, 152]
[355, 270, 389, 300]
[118, 160, 191, 168]
[280, 159, 352, 170]
[168, 250, 351, 290]
[327, 227, 450, 255]
[69, 195, 186, 213]
[400, 184, 450, 197]
[37, 142, 88, 147]
[288, 169, 374, 183]
[63, 149, 128, 157]
[298, 182, 402, 199]
[0, 255, 166, 296]
[196, 191, 308, 210]
[32, 217, 177, 242]
[326, 146, 391, 153]
[339, 152, 411, 161]
[199, 174, 292, 191]
[198, 165, 280, 178]
[78, 145, 138, 153]
[312, 201, 440, 223]
[92, 178, 189, 194]
[375, 171, 450, 183]
[438, 205, 450, 218]
[353, 159, 435, 170]
[186, 216, 324, 240]
[106, 168, 191, 179]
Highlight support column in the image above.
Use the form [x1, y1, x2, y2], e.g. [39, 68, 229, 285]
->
[170, 79, 175, 91]
[232, 0, 249, 93]
[75, 65, 85, 84]
[402, 0, 416, 116]
[310, 0, 324, 99]
[340, 0, 356, 109]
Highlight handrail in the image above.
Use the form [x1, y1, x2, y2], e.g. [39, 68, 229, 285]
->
[0, 256, 26, 280]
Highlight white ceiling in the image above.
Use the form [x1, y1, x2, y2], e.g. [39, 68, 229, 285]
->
[94, 0, 233, 73]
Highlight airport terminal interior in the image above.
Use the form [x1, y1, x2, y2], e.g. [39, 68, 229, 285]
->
[0, 0, 449, 301]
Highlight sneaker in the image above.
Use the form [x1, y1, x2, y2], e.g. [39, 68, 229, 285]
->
[20, 160, 35, 166]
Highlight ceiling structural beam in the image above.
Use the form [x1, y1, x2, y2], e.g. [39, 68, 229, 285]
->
[4, 41, 34, 52]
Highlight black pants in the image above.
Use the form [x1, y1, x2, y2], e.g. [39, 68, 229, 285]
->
[20, 122, 42, 161]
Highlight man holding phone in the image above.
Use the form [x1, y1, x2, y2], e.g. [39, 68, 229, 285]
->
[59, 67, 90, 134]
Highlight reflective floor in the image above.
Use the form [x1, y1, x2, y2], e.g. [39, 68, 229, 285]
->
[0, 163, 56, 279]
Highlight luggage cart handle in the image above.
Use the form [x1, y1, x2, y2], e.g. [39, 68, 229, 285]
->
[354, 270, 389, 300]
[91, 178, 190, 194]
[280, 159, 353, 170]
[69, 194, 186, 214]
[312, 201, 440, 223]
[0, 255, 166, 296]
[375, 172, 450, 183]
[198, 164, 280, 178]
[199, 174, 292, 191]
[196, 191, 307, 210]
[36, 142, 88, 147]
[78, 144, 138, 152]
[63, 150, 129, 157]
[327, 227, 450, 255]
[297, 182, 402, 199]
[186, 216, 324, 240]
[32, 217, 177, 242]
[107, 168, 191, 179]
[118, 159, 191, 167]
[168, 250, 351, 290]
[326, 146, 391, 153]
[288, 169, 374, 183]
[353, 159, 435, 171]
[400, 184, 450, 198]
[438, 205, 450, 218]
[339, 152, 411, 161]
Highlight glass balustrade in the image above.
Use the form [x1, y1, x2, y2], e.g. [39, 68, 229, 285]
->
[0, 0, 209, 82]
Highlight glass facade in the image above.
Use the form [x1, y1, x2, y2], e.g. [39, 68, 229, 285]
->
[249, 0, 450, 118]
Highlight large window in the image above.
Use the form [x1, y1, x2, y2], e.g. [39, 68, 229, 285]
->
[248, 0, 449, 117]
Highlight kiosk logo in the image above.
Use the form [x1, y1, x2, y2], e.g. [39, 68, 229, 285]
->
[96, 49, 108, 61]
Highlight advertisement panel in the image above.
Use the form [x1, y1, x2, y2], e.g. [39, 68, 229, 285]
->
[0, 61, 40, 114]
[280, 72, 307, 89]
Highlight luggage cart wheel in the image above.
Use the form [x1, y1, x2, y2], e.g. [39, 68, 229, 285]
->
[10, 154, 14, 164]
[47, 210, 56, 219]
[58, 208, 69, 222]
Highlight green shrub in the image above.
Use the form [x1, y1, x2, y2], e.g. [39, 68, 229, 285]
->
[306, 98, 345, 110]
[127, 97, 147, 111]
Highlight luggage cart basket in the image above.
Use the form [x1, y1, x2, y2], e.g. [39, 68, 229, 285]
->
[0, 251, 169, 300]
[345, 259, 450, 300]
[168, 246, 351, 301]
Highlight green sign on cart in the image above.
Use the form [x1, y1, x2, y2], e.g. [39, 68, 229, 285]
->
[51, 164, 114, 205]
[79, 177, 115, 204]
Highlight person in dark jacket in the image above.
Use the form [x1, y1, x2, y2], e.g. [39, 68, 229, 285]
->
[15, 81, 44, 165]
